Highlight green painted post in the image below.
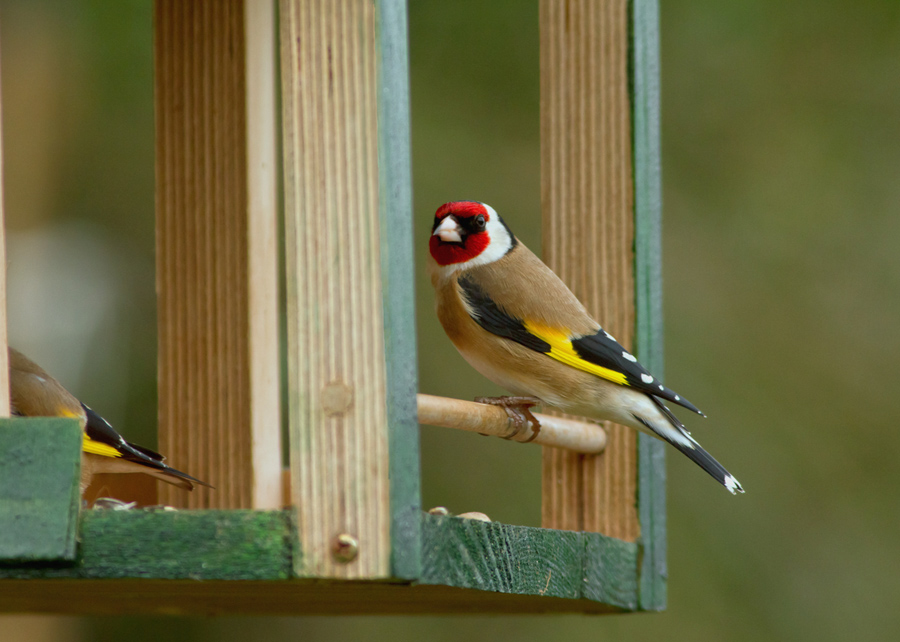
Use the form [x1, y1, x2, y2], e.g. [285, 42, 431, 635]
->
[0, 510, 292, 580]
[0, 418, 82, 562]
[376, 0, 422, 582]
[633, 0, 668, 611]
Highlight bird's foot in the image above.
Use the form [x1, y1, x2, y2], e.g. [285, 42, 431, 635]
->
[474, 395, 542, 442]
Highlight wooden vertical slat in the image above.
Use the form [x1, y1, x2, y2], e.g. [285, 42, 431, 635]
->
[280, 0, 392, 579]
[155, 0, 281, 509]
[244, 0, 283, 509]
[540, 0, 640, 541]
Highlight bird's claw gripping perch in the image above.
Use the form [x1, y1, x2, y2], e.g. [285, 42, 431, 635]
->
[474, 395, 543, 442]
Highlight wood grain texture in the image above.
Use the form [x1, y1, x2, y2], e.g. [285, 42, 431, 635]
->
[539, 0, 640, 541]
[244, 0, 283, 510]
[0, 509, 639, 613]
[421, 514, 583, 600]
[280, 0, 391, 579]
[155, 0, 281, 510]
[0, 419, 81, 561]
[583, 532, 639, 610]
[633, 0, 668, 611]
[0, 509, 290, 580]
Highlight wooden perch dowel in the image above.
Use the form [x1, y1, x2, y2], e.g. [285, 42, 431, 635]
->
[417, 394, 606, 455]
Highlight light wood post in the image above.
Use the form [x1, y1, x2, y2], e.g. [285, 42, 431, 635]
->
[155, 0, 282, 509]
[540, 0, 640, 541]
[280, 0, 407, 580]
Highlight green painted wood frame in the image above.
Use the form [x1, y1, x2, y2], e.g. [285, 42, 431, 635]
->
[0, 419, 82, 562]
[377, 0, 422, 582]
[0, 0, 666, 614]
[633, 0, 668, 612]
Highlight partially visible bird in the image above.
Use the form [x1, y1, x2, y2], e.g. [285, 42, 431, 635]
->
[8, 347, 209, 493]
[428, 201, 743, 494]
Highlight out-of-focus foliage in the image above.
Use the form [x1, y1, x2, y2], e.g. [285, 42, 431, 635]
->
[2, 1, 900, 641]
[1, 0, 157, 451]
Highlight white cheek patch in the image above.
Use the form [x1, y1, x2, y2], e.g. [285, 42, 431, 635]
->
[461, 204, 513, 269]
[434, 203, 514, 274]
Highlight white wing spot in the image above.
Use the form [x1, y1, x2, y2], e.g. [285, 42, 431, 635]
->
[674, 394, 680, 401]
[622, 351, 637, 362]
[641, 373, 654, 384]
[658, 384, 665, 391]
[604, 331, 615, 341]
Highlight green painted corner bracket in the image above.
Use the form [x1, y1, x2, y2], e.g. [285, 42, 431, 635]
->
[0, 509, 293, 581]
[420, 514, 640, 611]
[0, 509, 648, 613]
[0, 417, 82, 563]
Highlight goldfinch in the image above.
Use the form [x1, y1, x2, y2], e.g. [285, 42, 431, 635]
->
[8, 347, 209, 493]
[428, 201, 743, 494]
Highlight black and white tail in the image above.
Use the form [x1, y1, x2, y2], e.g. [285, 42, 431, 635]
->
[637, 396, 744, 495]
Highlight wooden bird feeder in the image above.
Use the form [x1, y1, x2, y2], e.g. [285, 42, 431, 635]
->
[0, 0, 668, 614]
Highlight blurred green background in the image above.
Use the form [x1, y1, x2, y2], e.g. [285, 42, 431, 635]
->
[4, 0, 900, 641]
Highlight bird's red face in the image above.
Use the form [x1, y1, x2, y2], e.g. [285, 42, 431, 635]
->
[429, 201, 495, 267]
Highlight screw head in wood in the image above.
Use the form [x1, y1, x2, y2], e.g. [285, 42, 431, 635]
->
[321, 381, 354, 417]
[332, 533, 359, 563]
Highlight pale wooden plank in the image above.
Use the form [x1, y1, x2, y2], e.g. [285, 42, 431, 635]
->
[244, 0, 283, 510]
[539, 0, 640, 541]
[155, 0, 281, 509]
[280, 0, 391, 579]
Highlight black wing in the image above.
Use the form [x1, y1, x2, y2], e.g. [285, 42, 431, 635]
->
[458, 275, 704, 416]
[83, 404, 212, 488]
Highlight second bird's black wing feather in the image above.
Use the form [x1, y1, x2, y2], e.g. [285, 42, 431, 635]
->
[83, 404, 212, 487]
[458, 275, 704, 416]
[570, 332, 704, 415]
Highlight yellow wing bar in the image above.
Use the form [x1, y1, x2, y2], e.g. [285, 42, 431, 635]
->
[523, 321, 629, 387]
[82, 433, 122, 459]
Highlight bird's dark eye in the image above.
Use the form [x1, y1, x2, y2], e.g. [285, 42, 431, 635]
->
[473, 215, 486, 230]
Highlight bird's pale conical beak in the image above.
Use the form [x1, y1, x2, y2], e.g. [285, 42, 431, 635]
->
[432, 216, 463, 243]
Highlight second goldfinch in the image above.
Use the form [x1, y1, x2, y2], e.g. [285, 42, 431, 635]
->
[428, 201, 743, 494]
[9, 347, 209, 493]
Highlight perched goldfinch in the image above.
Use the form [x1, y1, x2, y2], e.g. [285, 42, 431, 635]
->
[8, 347, 209, 493]
[428, 201, 743, 494]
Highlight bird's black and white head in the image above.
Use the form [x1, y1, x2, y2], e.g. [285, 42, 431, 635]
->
[429, 201, 516, 273]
